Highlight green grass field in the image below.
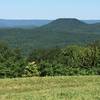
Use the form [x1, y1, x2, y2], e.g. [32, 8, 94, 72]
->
[0, 76, 100, 100]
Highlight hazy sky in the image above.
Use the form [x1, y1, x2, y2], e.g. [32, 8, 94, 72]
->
[0, 0, 100, 19]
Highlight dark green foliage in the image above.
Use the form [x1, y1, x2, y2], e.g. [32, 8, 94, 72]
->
[0, 18, 100, 77]
[0, 19, 100, 55]
[0, 42, 27, 78]
[0, 41, 100, 78]
[28, 41, 100, 76]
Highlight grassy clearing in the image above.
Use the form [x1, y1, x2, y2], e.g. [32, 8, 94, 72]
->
[0, 76, 100, 100]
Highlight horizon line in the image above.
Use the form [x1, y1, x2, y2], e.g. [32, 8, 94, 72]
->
[0, 18, 100, 20]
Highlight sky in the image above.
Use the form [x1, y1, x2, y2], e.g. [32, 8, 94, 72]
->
[0, 0, 100, 20]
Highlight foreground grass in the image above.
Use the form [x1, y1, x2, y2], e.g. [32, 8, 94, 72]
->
[0, 76, 100, 100]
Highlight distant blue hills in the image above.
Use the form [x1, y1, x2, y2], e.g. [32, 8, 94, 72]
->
[82, 20, 100, 24]
[0, 18, 100, 55]
[0, 19, 100, 28]
[0, 19, 52, 28]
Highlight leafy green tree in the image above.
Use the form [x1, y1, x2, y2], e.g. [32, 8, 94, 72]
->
[24, 61, 40, 77]
[0, 42, 26, 78]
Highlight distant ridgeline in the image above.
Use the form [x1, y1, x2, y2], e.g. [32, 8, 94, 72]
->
[0, 18, 100, 54]
[0, 19, 52, 28]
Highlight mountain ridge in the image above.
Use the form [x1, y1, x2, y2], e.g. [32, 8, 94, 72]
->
[0, 18, 100, 54]
[0, 19, 52, 28]
[0, 19, 100, 28]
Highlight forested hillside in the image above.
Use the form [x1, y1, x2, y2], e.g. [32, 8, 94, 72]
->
[0, 18, 100, 78]
[0, 41, 100, 78]
[0, 18, 100, 54]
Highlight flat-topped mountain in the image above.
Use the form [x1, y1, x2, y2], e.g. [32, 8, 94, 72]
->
[36, 18, 87, 32]
[46, 18, 86, 26]
[33, 18, 100, 33]
[0, 18, 100, 54]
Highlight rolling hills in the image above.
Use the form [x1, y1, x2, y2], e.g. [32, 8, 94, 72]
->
[1, 19, 100, 28]
[0, 19, 52, 28]
[0, 18, 100, 54]
[83, 20, 100, 24]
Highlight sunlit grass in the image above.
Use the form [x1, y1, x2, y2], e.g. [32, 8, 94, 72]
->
[0, 76, 100, 100]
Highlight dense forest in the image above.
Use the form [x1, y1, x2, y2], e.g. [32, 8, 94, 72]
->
[0, 19, 100, 55]
[0, 41, 100, 78]
[0, 18, 100, 78]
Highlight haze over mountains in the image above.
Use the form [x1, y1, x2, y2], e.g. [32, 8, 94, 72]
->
[0, 19, 52, 28]
[83, 20, 100, 24]
[0, 19, 100, 28]
[0, 18, 100, 54]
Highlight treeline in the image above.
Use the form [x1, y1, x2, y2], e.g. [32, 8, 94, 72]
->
[0, 41, 100, 78]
